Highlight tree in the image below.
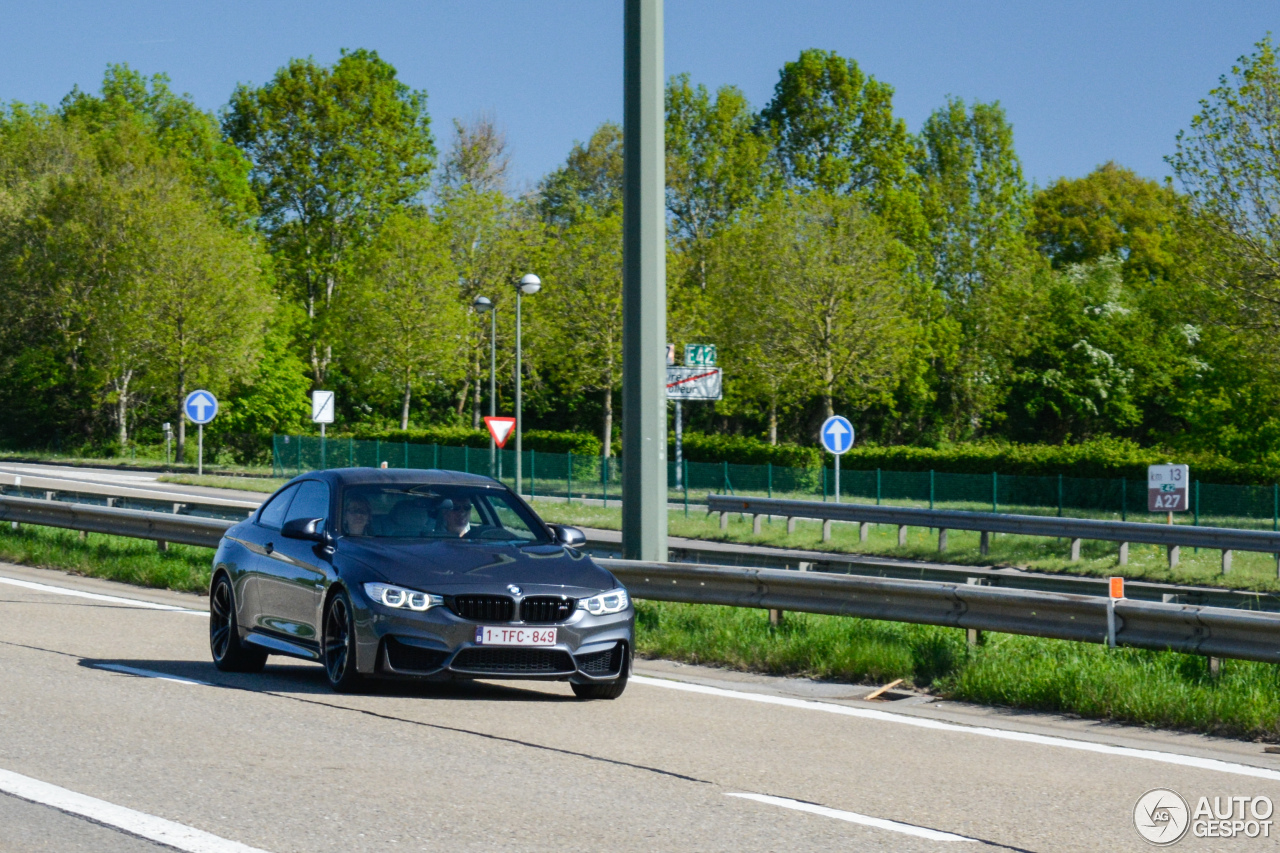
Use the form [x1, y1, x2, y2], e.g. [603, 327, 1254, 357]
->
[224, 49, 436, 387]
[435, 116, 542, 427]
[132, 177, 273, 461]
[666, 74, 773, 289]
[917, 97, 1041, 437]
[1168, 36, 1280, 336]
[538, 122, 623, 225]
[1031, 161, 1179, 281]
[337, 211, 466, 429]
[712, 191, 921, 435]
[760, 49, 923, 241]
[538, 211, 623, 456]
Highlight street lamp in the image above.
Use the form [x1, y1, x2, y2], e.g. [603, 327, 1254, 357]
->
[514, 273, 541, 495]
[472, 295, 496, 479]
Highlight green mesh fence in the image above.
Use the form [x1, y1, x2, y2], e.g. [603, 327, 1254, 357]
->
[272, 435, 1280, 531]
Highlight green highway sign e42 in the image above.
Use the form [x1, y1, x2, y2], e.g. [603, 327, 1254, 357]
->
[684, 344, 716, 367]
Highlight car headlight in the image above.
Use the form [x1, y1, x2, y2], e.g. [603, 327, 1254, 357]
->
[577, 589, 629, 615]
[363, 582, 442, 612]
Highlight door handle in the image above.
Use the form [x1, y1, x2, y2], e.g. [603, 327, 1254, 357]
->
[265, 542, 274, 555]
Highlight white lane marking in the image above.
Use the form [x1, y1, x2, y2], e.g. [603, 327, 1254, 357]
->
[94, 663, 211, 687]
[0, 575, 206, 616]
[632, 675, 1280, 783]
[727, 793, 978, 842]
[0, 767, 271, 853]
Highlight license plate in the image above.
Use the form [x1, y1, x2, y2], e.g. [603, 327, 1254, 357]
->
[474, 626, 557, 646]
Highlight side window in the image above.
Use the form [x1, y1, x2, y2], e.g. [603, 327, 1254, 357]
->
[284, 481, 331, 530]
[257, 484, 299, 530]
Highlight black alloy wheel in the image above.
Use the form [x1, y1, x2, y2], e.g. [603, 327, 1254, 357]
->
[209, 574, 267, 673]
[323, 590, 363, 693]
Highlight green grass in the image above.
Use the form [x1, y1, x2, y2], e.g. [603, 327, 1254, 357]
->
[158, 474, 287, 493]
[1, 518, 1276, 739]
[635, 600, 1280, 741]
[0, 523, 211, 593]
[537, 503, 1280, 593]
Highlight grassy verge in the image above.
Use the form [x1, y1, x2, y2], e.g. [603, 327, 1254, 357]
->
[538, 503, 1280, 593]
[0, 523, 211, 593]
[158, 474, 286, 493]
[635, 600, 1280, 741]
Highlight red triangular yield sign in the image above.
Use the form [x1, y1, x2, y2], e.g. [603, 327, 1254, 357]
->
[484, 416, 517, 448]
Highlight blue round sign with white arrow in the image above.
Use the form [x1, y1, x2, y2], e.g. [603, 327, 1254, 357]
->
[820, 415, 855, 455]
[184, 389, 218, 425]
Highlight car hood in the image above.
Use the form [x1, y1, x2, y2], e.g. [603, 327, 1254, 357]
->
[335, 538, 616, 595]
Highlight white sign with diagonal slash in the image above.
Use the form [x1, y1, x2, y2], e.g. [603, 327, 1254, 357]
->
[666, 366, 723, 400]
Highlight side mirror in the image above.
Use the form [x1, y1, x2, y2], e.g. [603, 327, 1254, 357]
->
[281, 517, 328, 543]
[549, 524, 586, 548]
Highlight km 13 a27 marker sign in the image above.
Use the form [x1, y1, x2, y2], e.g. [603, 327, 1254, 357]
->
[1148, 464, 1189, 512]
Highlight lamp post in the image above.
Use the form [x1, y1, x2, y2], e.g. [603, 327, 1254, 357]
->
[472, 295, 496, 478]
[514, 273, 541, 495]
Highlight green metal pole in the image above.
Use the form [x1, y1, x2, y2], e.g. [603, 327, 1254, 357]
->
[1194, 480, 1200, 526]
[568, 453, 573, 503]
[433, 443, 439, 469]
[876, 468, 881, 506]
[1121, 478, 1127, 522]
[376, 438, 380, 468]
[348, 436, 353, 467]
[767, 462, 772, 499]
[464, 445, 469, 474]
[723, 461, 728, 494]
[530, 449, 536, 499]
[1057, 474, 1063, 517]
[1273, 482, 1277, 532]
[992, 471, 998, 514]
[620, 0, 668, 561]
[929, 470, 934, 510]
[296, 435, 301, 476]
[403, 440, 408, 469]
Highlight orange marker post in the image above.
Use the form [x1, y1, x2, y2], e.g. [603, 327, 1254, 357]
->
[1107, 576, 1124, 648]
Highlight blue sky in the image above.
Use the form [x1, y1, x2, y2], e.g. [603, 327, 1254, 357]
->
[1, 2, 1275, 190]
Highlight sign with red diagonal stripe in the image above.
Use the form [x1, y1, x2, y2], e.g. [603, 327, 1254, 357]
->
[484, 416, 517, 448]
[666, 366, 723, 400]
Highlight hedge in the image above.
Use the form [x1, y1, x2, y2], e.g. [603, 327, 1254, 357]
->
[348, 426, 601, 456]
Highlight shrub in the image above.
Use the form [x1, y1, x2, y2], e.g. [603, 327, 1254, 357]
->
[348, 426, 601, 456]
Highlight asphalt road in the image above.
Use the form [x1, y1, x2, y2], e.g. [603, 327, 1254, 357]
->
[2, 563, 1280, 852]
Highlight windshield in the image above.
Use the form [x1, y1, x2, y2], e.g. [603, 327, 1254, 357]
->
[338, 483, 550, 543]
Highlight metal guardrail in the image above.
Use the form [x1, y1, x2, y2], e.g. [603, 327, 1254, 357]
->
[708, 494, 1280, 571]
[599, 560, 1280, 665]
[5, 494, 1280, 664]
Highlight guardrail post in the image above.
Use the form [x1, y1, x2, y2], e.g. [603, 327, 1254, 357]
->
[1221, 550, 1232, 574]
[157, 540, 168, 552]
[859, 522, 869, 542]
[979, 531, 990, 555]
[937, 528, 947, 552]
[786, 517, 795, 535]
[897, 525, 907, 546]
[720, 511, 729, 531]
[752, 514, 762, 535]
[1208, 656, 1221, 678]
[1118, 542, 1129, 565]
[769, 608, 784, 627]
[965, 578, 985, 646]
[1168, 545, 1180, 568]
[44, 490, 56, 501]
[822, 520, 832, 542]
[1069, 538, 1081, 562]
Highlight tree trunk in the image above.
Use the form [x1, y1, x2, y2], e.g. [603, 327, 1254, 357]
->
[454, 379, 471, 418]
[768, 396, 778, 445]
[823, 312, 835, 418]
[601, 386, 613, 459]
[115, 371, 132, 448]
[400, 371, 412, 431]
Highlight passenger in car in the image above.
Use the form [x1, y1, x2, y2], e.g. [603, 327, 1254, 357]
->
[343, 496, 373, 536]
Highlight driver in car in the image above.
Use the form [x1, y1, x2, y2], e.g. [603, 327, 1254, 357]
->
[438, 498, 473, 538]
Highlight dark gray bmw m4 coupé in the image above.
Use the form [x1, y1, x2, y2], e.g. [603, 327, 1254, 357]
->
[208, 468, 632, 699]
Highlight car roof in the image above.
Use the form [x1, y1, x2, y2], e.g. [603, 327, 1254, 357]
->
[285, 468, 501, 489]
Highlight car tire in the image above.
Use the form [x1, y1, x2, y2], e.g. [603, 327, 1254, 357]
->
[209, 574, 267, 673]
[323, 589, 364, 693]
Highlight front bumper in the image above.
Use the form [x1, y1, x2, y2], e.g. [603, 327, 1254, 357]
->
[353, 593, 634, 683]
